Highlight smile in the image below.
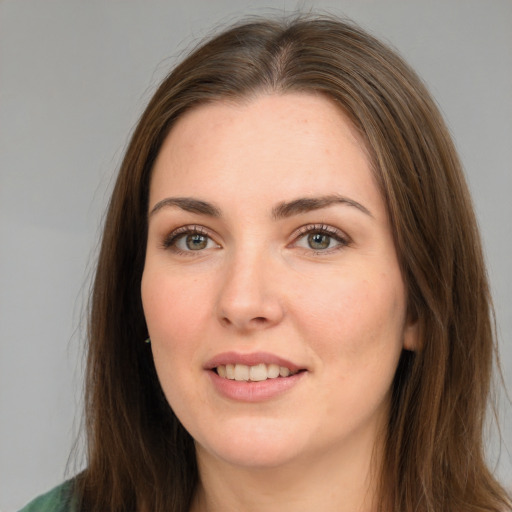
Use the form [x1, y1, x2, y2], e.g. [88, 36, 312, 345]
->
[206, 353, 307, 401]
[216, 363, 299, 381]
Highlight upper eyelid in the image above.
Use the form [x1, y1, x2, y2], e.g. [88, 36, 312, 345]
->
[172, 224, 209, 235]
[162, 224, 218, 248]
[291, 223, 349, 241]
[160, 222, 349, 249]
[167, 225, 210, 238]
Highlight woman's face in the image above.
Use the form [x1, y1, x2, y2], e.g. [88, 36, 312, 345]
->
[142, 93, 417, 471]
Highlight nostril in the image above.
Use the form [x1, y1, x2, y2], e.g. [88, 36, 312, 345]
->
[220, 316, 267, 328]
[221, 317, 232, 327]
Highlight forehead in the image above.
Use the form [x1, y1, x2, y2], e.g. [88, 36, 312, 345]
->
[161, 92, 368, 161]
[149, 93, 384, 219]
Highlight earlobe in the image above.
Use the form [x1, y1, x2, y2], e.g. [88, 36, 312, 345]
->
[403, 317, 419, 351]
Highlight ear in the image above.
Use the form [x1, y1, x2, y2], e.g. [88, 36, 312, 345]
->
[403, 318, 419, 351]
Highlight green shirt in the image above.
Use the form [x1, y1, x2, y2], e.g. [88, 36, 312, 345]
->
[18, 480, 76, 512]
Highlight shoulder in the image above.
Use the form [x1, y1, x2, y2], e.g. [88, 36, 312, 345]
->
[18, 480, 78, 512]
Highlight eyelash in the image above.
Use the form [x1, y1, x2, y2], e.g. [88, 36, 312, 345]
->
[161, 225, 217, 256]
[161, 223, 350, 255]
[291, 224, 350, 254]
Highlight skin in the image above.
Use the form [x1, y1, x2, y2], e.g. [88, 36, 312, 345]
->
[141, 93, 417, 512]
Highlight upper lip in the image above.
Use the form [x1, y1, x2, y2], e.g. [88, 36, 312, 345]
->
[204, 351, 303, 372]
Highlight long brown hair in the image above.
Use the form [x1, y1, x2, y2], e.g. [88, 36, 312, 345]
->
[77, 14, 511, 512]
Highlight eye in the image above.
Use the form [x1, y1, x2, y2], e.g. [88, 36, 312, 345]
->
[176, 233, 215, 251]
[163, 226, 220, 253]
[293, 224, 348, 252]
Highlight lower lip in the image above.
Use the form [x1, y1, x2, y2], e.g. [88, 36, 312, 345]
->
[207, 370, 306, 402]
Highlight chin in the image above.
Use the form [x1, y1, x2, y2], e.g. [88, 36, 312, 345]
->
[194, 421, 309, 469]
[203, 443, 301, 470]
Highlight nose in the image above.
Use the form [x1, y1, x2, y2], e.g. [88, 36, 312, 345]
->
[216, 250, 285, 332]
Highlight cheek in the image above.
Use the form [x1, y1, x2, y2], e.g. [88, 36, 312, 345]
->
[295, 268, 407, 363]
[142, 269, 211, 341]
[141, 269, 216, 395]
[296, 271, 406, 428]
[141, 269, 212, 410]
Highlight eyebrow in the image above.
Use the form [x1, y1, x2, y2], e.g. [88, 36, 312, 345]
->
[149, 194, 373, 219]
[149, 197, 221, 218]
[271, 195, 373, 219]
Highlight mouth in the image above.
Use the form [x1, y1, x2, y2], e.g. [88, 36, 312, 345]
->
[214, 363, 301, 382]
[205, 351, 307, 382]
[205, 352, 307, 401]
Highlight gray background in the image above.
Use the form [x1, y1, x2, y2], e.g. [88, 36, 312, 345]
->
[1, 0, 511, 510]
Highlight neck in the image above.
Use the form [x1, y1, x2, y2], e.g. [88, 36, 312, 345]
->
[190, 437, 382, 512]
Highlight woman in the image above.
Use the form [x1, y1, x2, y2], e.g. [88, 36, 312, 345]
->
[20, 14, 511, 512]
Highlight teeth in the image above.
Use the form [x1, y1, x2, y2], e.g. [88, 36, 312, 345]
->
[234, 364, 249, 381]
[215, 363, 298, 381]
[249, 363, 267, 381]
[279, 366, 290, 377]
[267, 364, 280, 378]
